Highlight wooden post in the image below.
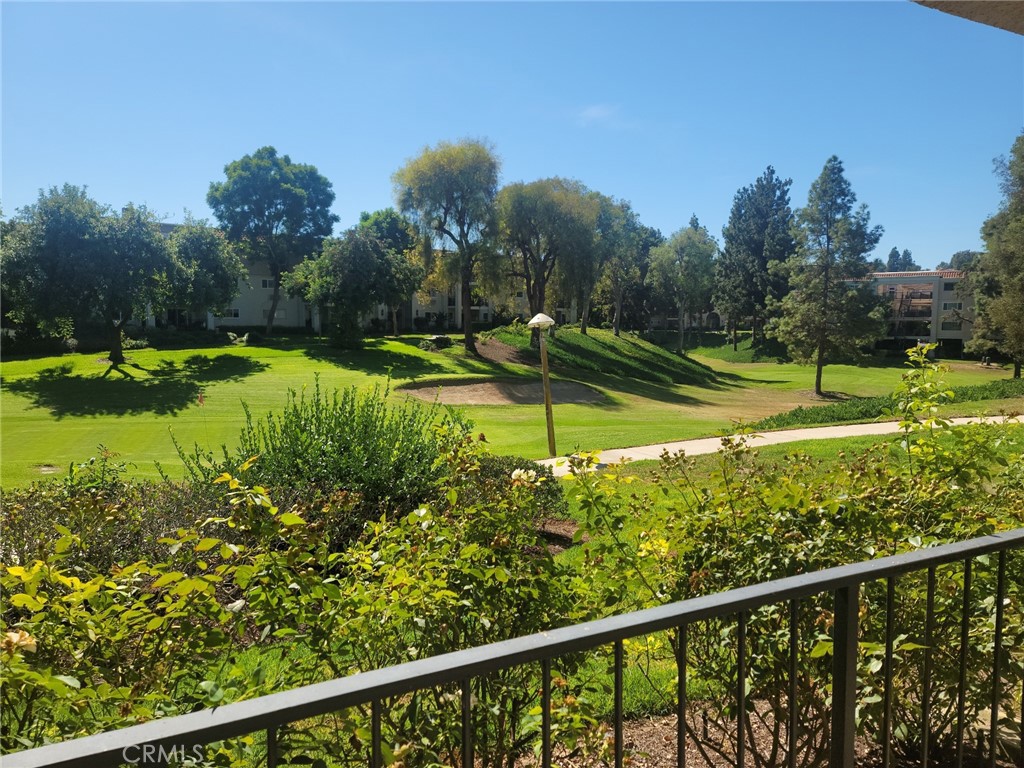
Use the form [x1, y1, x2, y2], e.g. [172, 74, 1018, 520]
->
[539, 331, 556, 457]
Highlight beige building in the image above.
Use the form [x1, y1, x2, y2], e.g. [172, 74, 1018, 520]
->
[868, 270, 973, 353]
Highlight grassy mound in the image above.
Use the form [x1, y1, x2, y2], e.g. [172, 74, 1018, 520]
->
[483, 322, 717, 385]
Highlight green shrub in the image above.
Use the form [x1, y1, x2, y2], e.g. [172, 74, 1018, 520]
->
[567, 348, 1024, 765]
[471, 454, 567, 520]
[750, 375, 1024, 431]
[2, 437, 572, 767]
[177, 378, 471, 546]
[0, 450, 225, 572]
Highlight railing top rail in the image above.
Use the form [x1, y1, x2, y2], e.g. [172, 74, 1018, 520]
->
[8, 528, 1023, 768]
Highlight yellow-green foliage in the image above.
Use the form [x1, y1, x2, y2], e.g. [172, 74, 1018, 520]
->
[566, 349, 1024, 764]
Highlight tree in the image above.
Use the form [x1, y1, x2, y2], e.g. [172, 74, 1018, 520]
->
[884, 246, 921, 272]
[169, 216, 246, 323]
[2, 185, 177, 365]
[496, 178, 597, 343]
[936, 249, 980, 271]
[207, 146, 338, 334]
[358, 209, 425, 336]
[594, 197, 646, 337]
[768, 156, 887, 395]
[647, 216, 718, 352]
[287, 229, 388, 346]
[715, 166, 797, 349]
[393, 139, 500, 354]
[968, 133, 1024, 377]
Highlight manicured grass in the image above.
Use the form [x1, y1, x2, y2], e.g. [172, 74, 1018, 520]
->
[1, 332, 1012, 487]
[484, 324, 717, 385]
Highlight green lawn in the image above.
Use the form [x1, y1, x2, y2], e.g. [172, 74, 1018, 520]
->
[1, 331, 1015, 487]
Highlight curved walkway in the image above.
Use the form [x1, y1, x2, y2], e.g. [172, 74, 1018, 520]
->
[537, 416, 1021, 477]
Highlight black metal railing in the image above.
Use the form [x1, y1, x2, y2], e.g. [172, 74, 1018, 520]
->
[7, 529, 1023, 768]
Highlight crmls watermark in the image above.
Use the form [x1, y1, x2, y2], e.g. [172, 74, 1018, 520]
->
[122, 743, 205, 765]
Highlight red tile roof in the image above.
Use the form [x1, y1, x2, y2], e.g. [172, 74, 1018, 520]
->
[870, 270, 966, 279]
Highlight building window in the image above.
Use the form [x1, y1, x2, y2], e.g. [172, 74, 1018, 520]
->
[943, 282, 956, 292]
[941, 320, 962, 331]
[515, 290, 525, 299]
[261, 278, 276, 289]
[942, 302, 962, 312]
[220, 308, 240, 318]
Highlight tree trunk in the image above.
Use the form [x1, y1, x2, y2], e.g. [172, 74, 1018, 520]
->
[1015, 360, 1021, 379]
[461, 268, 477, 355]
[732, 321, 738, 351]
[815, 342, 825, 396]
[677, 308, 685, 354]
[613, 292, 622, 337]
[108, 319, 126, 366]
[266, 275, 282, 335]
[580, 298, 591, 335]
[391, 306, 399, 337]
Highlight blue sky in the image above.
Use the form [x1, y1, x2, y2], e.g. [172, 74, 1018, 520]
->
[3, 2, 1022, 268]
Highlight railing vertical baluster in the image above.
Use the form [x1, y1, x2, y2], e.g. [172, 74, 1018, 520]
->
[677, 624, 687, 768]
[737, 611, 747, 768]
[989, 551, 1007, 768]
[614, 640, 624, 768]
[372, 699, 382, 768]
[1019, 673, 1023, 768]
[542, 658, 552, 768]
[830, 584, 859, 768]
[956, 559, 973, 768]
[462, 679, 473, 768]
[788, 599, 799, 768]
[922, 566, 936, 768]
[883, 576, 896, 768]
[266, 726, 278, 768]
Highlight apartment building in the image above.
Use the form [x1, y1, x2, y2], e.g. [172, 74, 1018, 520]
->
[868, 270, 973, 353]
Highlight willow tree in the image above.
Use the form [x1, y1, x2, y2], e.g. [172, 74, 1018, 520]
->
[393, 139, 500, 354]
[497, 177, 597, 344]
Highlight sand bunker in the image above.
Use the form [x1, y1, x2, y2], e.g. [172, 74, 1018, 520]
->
[403, 380, 605, 405]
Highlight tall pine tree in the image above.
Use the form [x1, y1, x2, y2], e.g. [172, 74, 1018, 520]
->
[715, 166, 796, 349]
[769, 156, 886, 395]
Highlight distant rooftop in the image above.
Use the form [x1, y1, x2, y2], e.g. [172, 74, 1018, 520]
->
[870, 270, 966, 279]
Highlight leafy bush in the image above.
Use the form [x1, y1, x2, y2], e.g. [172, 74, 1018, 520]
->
[2, 437, 572, 767]
[177, 378, 471, 546]
[567, 347, 1024, 765]
[0, 450, 226, 572]
[471, 454, 567, 520]
[750, 375, 1024, 431]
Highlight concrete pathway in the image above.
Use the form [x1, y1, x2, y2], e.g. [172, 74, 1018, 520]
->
[536, 416, 1021, 477]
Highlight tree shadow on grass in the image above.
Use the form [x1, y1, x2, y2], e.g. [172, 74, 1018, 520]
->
[302, 337, 453, 380]
[4, 355, 269, 418]
[566, 370, 713, 407]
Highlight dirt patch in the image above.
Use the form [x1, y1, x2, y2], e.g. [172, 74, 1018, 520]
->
[476, 337, 535, 365]
[35, 464, 60, 475]
[404, 380, 605, 405]
[537, 518, 582, 554]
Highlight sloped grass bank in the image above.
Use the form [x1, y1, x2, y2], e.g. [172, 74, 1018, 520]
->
[483, 323, 717, 385]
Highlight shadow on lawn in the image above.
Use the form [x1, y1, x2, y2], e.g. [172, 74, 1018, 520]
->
[302, 337, 456, 380]
[4, 355, 268, 418]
